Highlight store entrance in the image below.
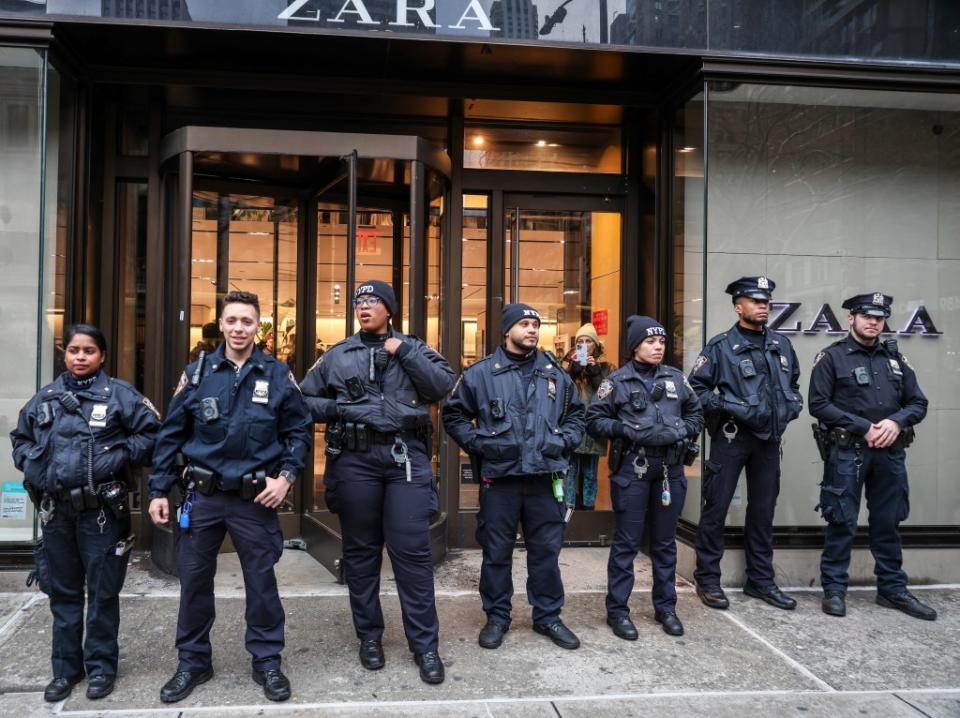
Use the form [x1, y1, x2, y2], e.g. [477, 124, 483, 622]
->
[158, 128, 450, 576]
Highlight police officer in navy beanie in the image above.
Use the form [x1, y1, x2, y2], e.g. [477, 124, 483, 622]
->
[626, 315, 665, 353]
[444, 303, 586, 652]
[301, 280, 455, 684]
[688, 276, 803, 612]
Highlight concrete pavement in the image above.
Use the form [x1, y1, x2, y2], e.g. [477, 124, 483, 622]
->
[0, 547, 957, 717]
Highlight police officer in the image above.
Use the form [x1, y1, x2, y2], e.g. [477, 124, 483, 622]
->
[809, 292, 935, 620]
[443, 304, 585, 651]
[147, 291, 312, 703]
[689, 276, 803, 611]
[300, 280, 455, 685]
[587, 316, 704, 638]
[11, 324, 160, 702]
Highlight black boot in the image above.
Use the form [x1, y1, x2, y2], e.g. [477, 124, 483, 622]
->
[822, 591, 846, 617]
[414, 651, 445, 685]
[876, 591, 937, 621]
[159, 668, 213, 703]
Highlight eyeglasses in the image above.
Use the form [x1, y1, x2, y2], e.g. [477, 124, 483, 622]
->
[353, 296, 383, 308]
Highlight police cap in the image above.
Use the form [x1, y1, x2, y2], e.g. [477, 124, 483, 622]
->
[842, 292, 892, 318]
[725, 276, 775, 302]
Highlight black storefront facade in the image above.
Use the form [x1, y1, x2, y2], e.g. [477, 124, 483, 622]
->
[1, 1, 959, 584]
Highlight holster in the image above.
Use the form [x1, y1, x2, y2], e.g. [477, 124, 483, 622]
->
[241, 470, 267, 500]
[812, 422, 831, 461]
[608, 437, 624, 473]
[892, 425, 916, 450]
[683, 441, 700, 467]
[324, 422, 344, 459]
[96, 480, 129, 519]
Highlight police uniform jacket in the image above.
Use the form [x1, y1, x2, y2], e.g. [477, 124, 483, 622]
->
[11, 372, 160, 494]
[688, 323, 802, 441]
[300, 328, 456, 430]
[808, 335, 927, 435]
[442, 346, 586, 478]
[148, 345, 312, 495]
[586, 362, 704, 447]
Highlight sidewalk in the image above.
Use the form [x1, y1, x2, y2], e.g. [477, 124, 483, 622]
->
[0, 547, 957, 717]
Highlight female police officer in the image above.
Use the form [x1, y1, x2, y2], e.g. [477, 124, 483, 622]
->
[11, 324, 160, 702]
[586, 316, 703, 638]
[301, 280, 455, 685]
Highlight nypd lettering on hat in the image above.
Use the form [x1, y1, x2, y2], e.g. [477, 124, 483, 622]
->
[523, 309, 541, 319]
[646, 326, 667, 337]
[356, 284, 375, 296]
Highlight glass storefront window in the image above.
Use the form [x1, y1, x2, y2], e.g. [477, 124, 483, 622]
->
[116, 182, 148, 392]
[677, 82, 960, 530]
[464, 125, 622, 173]
[0, 47, 45, 542]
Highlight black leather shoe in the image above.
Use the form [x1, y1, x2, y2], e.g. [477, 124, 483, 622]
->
[252, 668, 291, 702]
[44, 676, 80, 703]
[414, 651, 445, 685]
[533, 620, 580, 650]
[822, 591, 846, 617]
[744, 583, 797, 610]
[696, 583, 729, 610]
[606, 615, 638, 641]
[359, 639, 385, 670]
[159, 668, 213, 703]
[478, 620, 509, 649]
[85, 674, 115, 700]
[877, 591, 937, 621]
[655, 611, 685, 636]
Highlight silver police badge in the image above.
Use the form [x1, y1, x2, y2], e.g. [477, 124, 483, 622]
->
[596, 379, 614, 400]
[665, 380, 678, 399]
[757, 276, 769, 289]
[252, 380, 270, 404]
[873, 292, 884, 306]
[89, 404, 108, 428]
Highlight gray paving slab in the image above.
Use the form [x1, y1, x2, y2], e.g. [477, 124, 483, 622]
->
[0, 691, 59, 718]
[181, 702, 558, 717]
[0, 593, 33, 632]
[0, 590, 818, 712]
[557, 692, 930, 717]
[722, 589, 960, 691]
[895, 691, 960, 718]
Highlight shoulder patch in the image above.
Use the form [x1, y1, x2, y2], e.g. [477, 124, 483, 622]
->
[901, 354, 914, 371]
[287, 371, 302, 392]
[596, 379, 615, 400]
[683, 376, 695, 393]
[172, 372, 189, 397]
[692, 353, 709, 373]
[813, 351, 826, 366]
[142, 397, 161, 420]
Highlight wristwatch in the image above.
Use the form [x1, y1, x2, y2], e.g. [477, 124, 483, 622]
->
[278, 470, 295, 484]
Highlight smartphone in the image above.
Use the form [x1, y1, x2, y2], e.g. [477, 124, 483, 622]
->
[576, 344, 588, 366]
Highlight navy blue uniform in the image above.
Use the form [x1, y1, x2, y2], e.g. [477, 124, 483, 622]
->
[148, 345, 312, 674]
[443, 347, 585, 626]
[586, 362, 703, 616]
[688, 323, 802, 589]
[300, 329, 455, 654]
[11, 371, 160, 682]
[808, 335, 927, 595]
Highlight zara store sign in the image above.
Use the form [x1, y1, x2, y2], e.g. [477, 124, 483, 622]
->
[278, 0, 500, 31]
[768, 303, 942, 336]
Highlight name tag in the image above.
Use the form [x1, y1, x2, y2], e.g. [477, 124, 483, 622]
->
[89, 404, 108, 428]
[252, 380, 270, 404]
[889, 359, 903, 377]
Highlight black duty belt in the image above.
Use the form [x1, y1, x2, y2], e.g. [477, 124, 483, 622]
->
[626, 444, 667, 458]
[828, 426, 915, 451]
[183, 463, 272, 500]
[368, 428, 428, 445]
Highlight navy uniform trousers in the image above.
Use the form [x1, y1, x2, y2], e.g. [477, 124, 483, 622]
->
[41, 500, 131, 681]
[606, 457, 687, 617]
[326, 440, 439, 654]
[819, 445, 909, 596]
[476, 475, 566, 626]
[176, 490, 284, 672]
[694, 431, 780, 589]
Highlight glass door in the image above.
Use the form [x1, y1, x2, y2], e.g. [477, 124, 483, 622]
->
[504, 197, 622, 541]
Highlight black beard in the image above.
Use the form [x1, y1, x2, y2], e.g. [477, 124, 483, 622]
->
[850, 326, 879, 346]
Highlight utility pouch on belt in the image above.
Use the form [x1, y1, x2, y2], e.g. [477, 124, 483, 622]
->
[344, 422, 357, 451]
[189, 465, 218, 495]
[355, 423, 369, 452]
[69, 486, 99, 511]
[241, 470, 267, 500]
[608, 437, 625, 473]
[325, 422, 344, 458]
[812, 423, 830, 461]
[832, 428, 855, 450]
[97, 480, 129, 519]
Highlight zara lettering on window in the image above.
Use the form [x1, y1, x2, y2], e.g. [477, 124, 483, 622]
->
[769, 303, 942, 337]
[279, 0, 499, 31]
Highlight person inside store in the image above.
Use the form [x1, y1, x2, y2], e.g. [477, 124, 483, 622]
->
[147, 291, 313, 704]
[809, 292, 935, 621]
[11, 324, 161, 702]
[688, 276, 803, 612]
[300, 280, 455, 685]
[563, 323, 613, 510]
[586, 316, 703, 638]
[189, 322, 220, 362]
[443, 303, 586, 652]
